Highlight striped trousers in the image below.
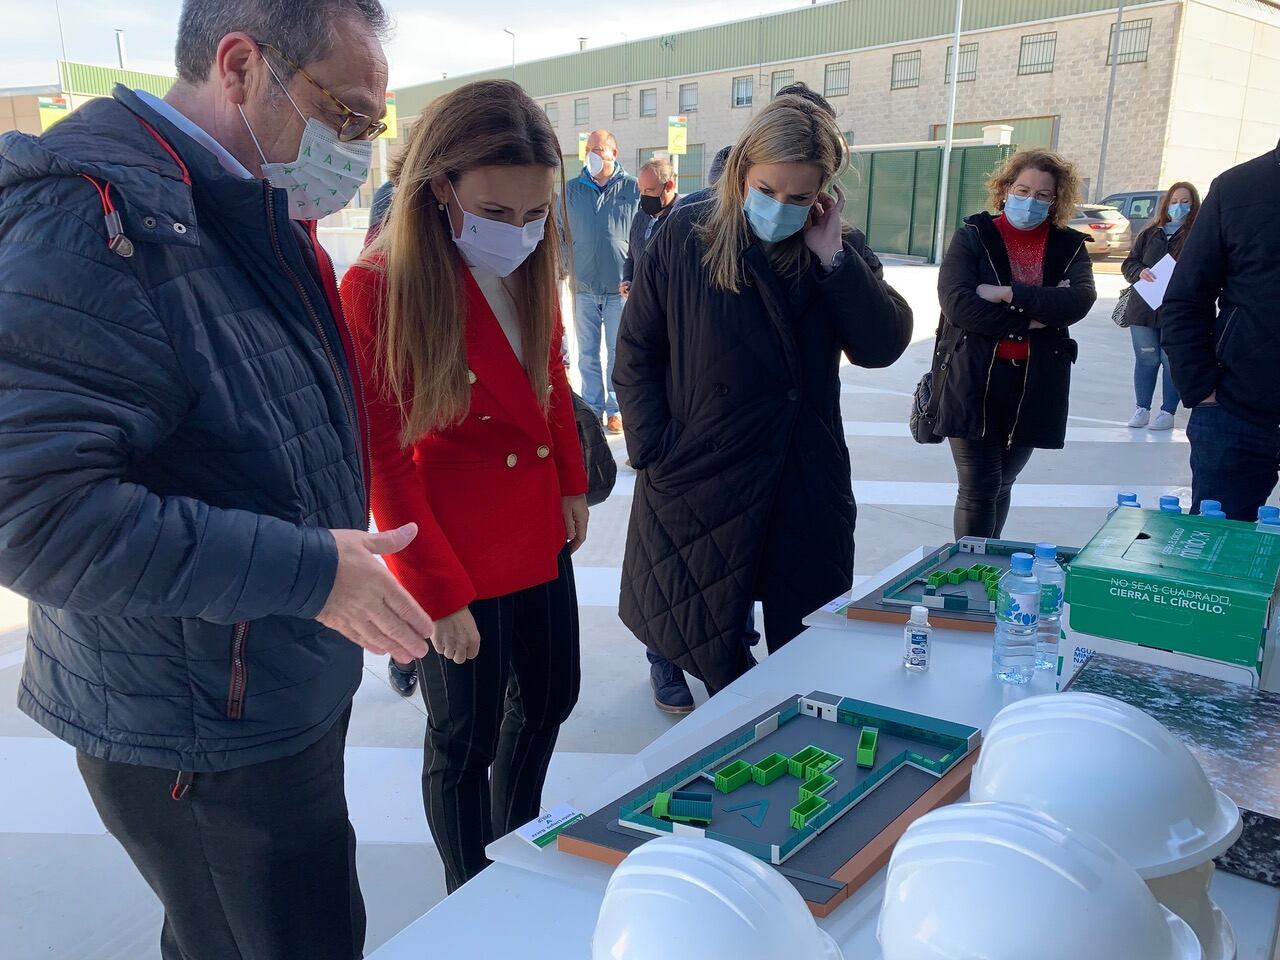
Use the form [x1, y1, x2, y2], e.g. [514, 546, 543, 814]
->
[416, 547, 581, 892]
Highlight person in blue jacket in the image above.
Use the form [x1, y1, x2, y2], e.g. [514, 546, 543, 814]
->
[564, 129, 640, 433]
[0, 3, 433, 957]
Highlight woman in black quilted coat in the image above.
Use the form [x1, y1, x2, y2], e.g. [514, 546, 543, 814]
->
[614, 96, 913, 693]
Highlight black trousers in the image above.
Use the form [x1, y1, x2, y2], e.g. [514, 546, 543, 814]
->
[417, 546, 581, 893]
[77, 709, 364, 960]
[949, 360, 1036, 539]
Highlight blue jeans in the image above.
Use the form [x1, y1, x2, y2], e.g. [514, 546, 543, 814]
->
[575, 293, 623, 417]
[1188, 402, 1280, 520]
[1131, 325, 1180, 414]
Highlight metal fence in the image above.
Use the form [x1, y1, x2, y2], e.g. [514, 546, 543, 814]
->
[842, 143, 1014, 259]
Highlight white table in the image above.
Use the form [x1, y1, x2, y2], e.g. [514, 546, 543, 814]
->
[371, 616, 1280, 959]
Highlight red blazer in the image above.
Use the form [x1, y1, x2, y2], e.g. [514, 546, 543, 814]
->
[341, 260, 588, 619]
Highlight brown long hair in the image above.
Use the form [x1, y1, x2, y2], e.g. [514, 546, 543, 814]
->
[1146, 181, 1201, 256]
[696, 94, 849, 293]
[986, 148, 1082, 229]
[366, 80, 564, 444]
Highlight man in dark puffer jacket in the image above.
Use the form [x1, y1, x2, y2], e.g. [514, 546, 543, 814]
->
[0, 2, 433, 957]
[1163, 144, 1280, 520]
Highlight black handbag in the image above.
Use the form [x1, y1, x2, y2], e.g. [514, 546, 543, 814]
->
[572, 391, 617, 506]
[1112, 287, 1132, 328]
[910, 331, 952, 445]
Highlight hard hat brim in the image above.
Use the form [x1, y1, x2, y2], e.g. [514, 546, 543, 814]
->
[816, 927, 844, 960]
[1138, 789, 1243, 879]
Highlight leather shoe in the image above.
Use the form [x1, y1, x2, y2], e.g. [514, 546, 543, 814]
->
[607, 414, 624, 435]
[387, 658, 418, 698]
[650, 659, 694, 714]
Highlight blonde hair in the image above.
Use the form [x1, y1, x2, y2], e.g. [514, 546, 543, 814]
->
[986, 148, 1082, 229]
[696, 95, 849, 293]
[365, 80, 564, 444]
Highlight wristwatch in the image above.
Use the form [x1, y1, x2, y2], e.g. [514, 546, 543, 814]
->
[823, 249, 847, 272]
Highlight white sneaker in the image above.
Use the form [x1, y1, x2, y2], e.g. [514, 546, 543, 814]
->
[1127, 408, 1151, 428]
[1149, 410, 1176, 431]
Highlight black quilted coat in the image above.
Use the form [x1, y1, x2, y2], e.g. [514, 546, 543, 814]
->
[614, 201, 912, 689]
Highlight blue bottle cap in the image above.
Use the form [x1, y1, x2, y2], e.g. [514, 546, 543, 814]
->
[1117, 492, 1138, 505]
[1011, 552, 1034, 574]
[1203, 509, 1227, 520]
[1035, 543, 1057, 561]
[1259, 506, 1280, 521]
[1200, 500, 1223, 516]
[1160, 495, 1181, 511]
[1263, 517, 1280, 527]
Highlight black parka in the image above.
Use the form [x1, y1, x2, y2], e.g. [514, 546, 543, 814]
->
[929, 213, 1096, 450]
[1122, 225, 1183, 328]
[613, 200, 912, 689]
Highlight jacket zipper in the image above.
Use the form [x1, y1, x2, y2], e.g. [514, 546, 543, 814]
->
[971, 224, 1005, 441]
[1217, 307, 1238, 351]
[226, 622, 250, 719]
[262, 184, 368, 514]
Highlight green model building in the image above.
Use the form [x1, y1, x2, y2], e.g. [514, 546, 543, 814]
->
[857, 727, 879, 768]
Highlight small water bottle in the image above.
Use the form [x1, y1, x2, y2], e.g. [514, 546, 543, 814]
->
[903, 605, 931, 672]
[1200, 499, 1226, 519]
[993, 552, 1039, 685]
[1032, 544, 1065, 672]
[1160, 495, 1182, 514]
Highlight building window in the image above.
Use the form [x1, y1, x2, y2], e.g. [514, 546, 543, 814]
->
[1108, 18, 1153, 65]
[574, 98, 589, 126]
[945, 42, 979, 83]
[890, 51, 921, 90]
[824, 61, 851, 97]
[1018, 32, 1057, 75]
[680, 143, 705, 194]
[770, 69, 794, 96]
[640, 88, 657, 117]
[544, 103, 558, 128]
[613, 92, 629, 121]
[679, 82, 698, 114]
[732, 75, 754, 108]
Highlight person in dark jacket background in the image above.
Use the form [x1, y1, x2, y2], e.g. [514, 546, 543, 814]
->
[620, 156, 678, 297]
[615, 95, 912, 693]
[1164, 147, 1280, 519]
[0, 4, 434, 958]
[931, 149, 1096, 539]
[1121, 182, 1199, 431]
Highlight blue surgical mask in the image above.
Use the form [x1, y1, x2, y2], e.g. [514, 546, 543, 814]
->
[1168, 201, 1191, 223]
[1004, 194, 1050, 230]
[743, 186, 811, 242]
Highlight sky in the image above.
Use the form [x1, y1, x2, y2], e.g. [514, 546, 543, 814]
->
[0, 0, 807, 91]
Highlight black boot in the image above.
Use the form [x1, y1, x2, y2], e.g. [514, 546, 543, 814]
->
[387, 658, 418, 698]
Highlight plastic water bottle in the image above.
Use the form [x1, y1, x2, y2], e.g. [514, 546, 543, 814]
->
[1032, 544, 1065, 672]
[1160, 495, 1182, 514]
[993, 552, 1039, 684]
[1117, 492, 1140, 509]
[1200, 499, 1226, 519]
[903, 605, 931, 672]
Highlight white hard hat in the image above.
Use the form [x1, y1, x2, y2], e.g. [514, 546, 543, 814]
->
[969, 692, 1241, 878]
[877, 802, 1203, 960]
[591, 836, 842, 960]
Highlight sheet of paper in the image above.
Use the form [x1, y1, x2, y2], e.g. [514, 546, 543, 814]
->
[516, 803, 585, 849]
[1133, 253, 1177, 310]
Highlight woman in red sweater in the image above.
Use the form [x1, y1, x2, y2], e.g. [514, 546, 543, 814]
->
[340, 80, 588, 892]
[929, 150, 1097, 538]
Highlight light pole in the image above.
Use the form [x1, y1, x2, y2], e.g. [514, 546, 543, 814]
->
[53, 0, 69, 64]
[1095, 0, 1127, 201]
[503, 29, 516, 82]
[933, 0, 964, 265]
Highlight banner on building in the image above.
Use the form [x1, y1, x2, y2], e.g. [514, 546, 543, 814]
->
[378, 91, 398, 140]
[667, 116, 688, 156]
[578, 132, 588, 163]
[38, 95, 69, 131]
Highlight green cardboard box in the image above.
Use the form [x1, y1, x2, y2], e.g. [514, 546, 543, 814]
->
[1066, 510, 1280, 673]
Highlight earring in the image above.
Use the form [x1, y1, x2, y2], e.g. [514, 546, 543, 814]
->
[437, 202, 446, 211]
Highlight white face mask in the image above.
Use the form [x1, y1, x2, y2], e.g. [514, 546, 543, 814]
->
[586, 151, 607, 178]
[450, 183, 546, 277]
[240, 58, 373, 221]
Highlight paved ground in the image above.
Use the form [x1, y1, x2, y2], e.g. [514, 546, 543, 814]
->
[0, 261, 1207, 957]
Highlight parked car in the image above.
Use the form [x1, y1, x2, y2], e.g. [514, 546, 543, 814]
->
[1100, 190, 1161, 236]
[1070, 204, 1132, 259]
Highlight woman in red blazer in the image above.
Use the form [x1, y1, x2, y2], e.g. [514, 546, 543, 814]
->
[340, 80, 588, 893]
